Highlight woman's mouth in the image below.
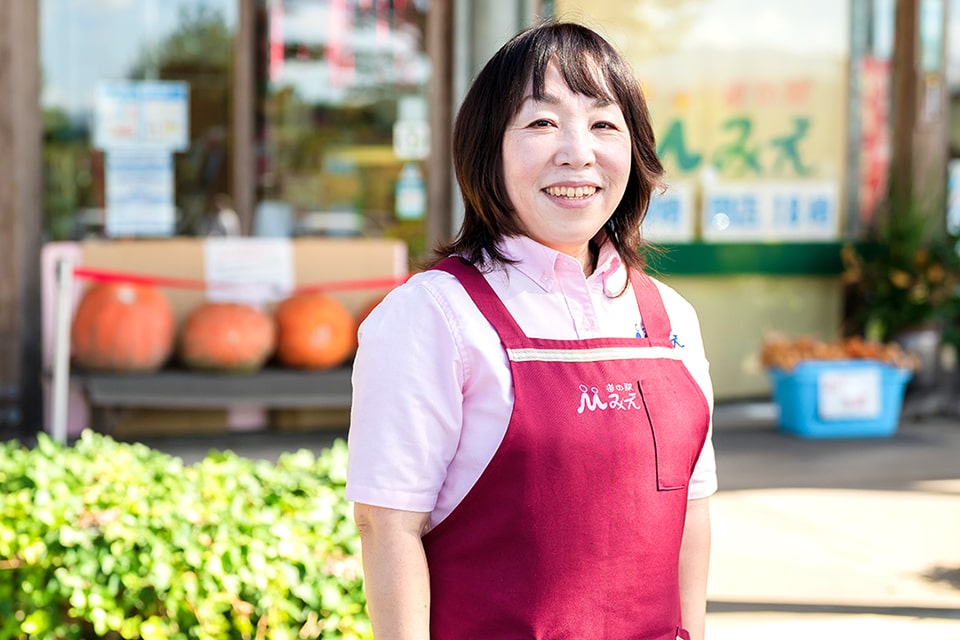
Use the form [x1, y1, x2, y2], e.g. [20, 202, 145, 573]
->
[543, 185, 598, 199]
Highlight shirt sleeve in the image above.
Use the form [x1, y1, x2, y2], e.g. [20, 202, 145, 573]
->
[345, 273, 467, 512]
[655, 281, 718, 500]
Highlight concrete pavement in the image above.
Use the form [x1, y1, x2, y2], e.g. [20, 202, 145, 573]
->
[705, 405, 960, 639]
[129, 400, 960, 638]
[706, 487, 960, 638]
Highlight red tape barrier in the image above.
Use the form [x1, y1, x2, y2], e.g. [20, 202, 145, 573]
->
[72, 266, 410, 295]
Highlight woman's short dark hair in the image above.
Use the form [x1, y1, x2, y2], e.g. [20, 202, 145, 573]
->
[431, 21, 663, 272]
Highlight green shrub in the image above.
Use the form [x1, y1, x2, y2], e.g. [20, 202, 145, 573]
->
[0, 431, 370, 640]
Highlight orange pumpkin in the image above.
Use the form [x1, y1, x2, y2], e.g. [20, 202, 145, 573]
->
[71, 282, 175, 372]
[178, 302, 276, 373]
[274, 294, 356, 369]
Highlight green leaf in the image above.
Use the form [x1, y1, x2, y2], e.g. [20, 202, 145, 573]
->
[20, 610, 50, 635]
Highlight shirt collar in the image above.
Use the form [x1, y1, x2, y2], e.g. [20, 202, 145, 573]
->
[595, 239, 627, 296]
[497, 234, 627, 295]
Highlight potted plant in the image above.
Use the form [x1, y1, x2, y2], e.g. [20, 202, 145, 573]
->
[840, 192, 960, 387]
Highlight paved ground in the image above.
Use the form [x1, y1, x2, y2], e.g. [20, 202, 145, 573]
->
[705, 402, 960, 639]
[88, 399, 960, 638]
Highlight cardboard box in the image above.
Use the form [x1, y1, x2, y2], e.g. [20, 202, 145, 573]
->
[769, 360, 912, 438]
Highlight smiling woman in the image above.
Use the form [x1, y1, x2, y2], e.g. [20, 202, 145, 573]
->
[347, 21, 716, 640]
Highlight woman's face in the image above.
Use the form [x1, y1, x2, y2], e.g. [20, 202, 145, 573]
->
[502, 61, 632, 271]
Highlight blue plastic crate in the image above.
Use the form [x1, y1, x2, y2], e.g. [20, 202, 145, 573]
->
[768, 360, 912, 438]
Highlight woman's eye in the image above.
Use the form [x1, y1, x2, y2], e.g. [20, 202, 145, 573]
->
[530, 119, 553, 128]
[593, 121, 618, 130]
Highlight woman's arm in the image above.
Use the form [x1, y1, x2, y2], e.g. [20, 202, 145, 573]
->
[678, 496, 711, 640]
[354, 503, 432, 640]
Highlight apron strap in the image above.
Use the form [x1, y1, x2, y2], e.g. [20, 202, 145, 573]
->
[629, 269, 673, 342]
[435, 257, 673, 348]
[433, 257, 528, 347]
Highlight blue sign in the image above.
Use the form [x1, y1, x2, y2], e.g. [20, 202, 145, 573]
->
[703, 182, 838, 241]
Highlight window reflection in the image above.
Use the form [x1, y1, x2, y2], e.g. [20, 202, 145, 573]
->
[41, 0, 237, 239]
[254, 0, 431, 257]
[949, 0, 960, 157]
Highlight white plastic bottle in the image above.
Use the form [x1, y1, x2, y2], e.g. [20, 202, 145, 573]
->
[395, 162, 426, 220]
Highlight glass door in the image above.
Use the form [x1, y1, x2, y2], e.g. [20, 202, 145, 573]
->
[253, 0, 432, 257]
[41, 0, 238, 239]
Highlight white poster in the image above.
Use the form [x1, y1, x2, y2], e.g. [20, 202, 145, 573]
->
[947, 159, 960, 235]
[817, 367, 882, 421]
[203, 238, 295, 306]
[105, 150, 176, 237]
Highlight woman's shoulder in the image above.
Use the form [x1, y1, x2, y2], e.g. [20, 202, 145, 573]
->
[639, 271, 691, 305]
[638, 273, 709, 356]
[395, 267, 469, 303]
[641, 273, 701, 322]
[362, 267, 475, 330]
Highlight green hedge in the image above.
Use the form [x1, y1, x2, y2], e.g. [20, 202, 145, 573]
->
[0, 431, 370, 640]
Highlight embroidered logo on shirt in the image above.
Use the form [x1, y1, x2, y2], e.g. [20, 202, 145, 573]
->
[577, 382, 643, 414]
[635, 325, 685, 348]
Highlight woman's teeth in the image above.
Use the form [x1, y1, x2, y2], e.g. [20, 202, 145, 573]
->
[544, 185, 597, 199]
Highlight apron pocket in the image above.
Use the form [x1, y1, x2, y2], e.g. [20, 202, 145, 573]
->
[637, 375, 704, 491]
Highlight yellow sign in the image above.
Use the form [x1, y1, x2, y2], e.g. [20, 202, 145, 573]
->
[554, 0, 849, 240]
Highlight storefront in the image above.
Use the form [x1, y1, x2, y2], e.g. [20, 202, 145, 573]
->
[40, 1, 435, 245]
[554, 0, 951, 398]
[556, 0, 866, 399]
[0, 0, 951, 434]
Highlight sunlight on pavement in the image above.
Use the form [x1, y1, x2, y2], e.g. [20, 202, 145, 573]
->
[707, 612, 960, 640]
[706, 488, 960, 637]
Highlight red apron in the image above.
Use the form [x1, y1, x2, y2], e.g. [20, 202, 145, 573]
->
[424, 257, 710, 640]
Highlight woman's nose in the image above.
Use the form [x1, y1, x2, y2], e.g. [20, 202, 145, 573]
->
[554, 127, 595, 167]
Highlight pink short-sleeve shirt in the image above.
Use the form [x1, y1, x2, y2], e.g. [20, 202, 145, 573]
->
[346, 235, 717, 531]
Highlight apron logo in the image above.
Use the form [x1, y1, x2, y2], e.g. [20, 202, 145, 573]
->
[577, 382, 643, 414]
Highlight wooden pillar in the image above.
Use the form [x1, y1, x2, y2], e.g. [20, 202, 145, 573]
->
[0, 0, 42, 435]
[426, 0, 454, 248]
[233, 0, 256, 234]
[446, 0, 544, 235]
[891, 0, 949, 218]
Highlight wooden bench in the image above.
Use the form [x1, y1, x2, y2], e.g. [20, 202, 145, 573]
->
[74, 368, 354, 410]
